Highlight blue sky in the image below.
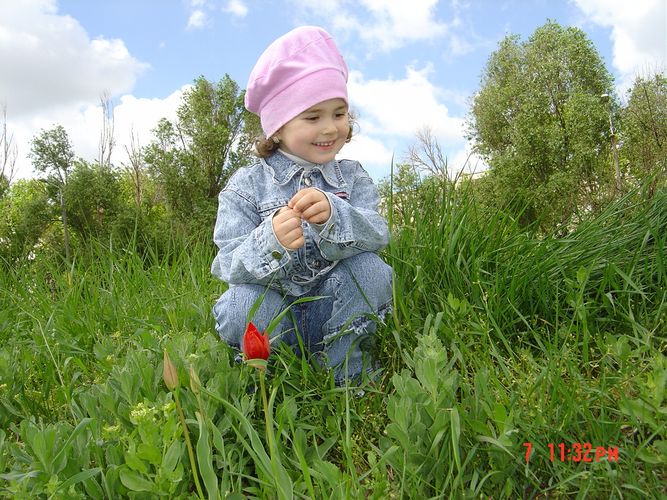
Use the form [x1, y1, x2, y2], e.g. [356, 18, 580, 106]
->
[1, 0, 665, 182]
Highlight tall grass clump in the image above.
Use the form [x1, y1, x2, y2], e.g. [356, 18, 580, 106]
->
[0, 179, 665, 498]
[388, 178, 665, 349]
[0, 233, 217, 422]
[380, 177, 665, 496]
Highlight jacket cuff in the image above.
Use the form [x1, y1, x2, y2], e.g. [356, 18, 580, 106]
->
[253, 213, 292, 276]
[310, 192, 349, 243]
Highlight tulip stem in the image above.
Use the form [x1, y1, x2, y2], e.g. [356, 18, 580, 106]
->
[258, 370, 273, 453]
[174, 389, 205, 500]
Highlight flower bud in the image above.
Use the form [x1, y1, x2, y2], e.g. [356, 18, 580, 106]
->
[189, 365, 201, 394]
[163, 349, 179, 391]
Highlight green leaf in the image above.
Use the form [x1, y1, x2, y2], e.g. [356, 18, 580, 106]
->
[450, 407, 462, 475]
[636, 447, 666, 464]
[161, 440, 183, 475]
[447, 293, 460, 312]
[195, 412, 219, 500]
[119, 468, 154, 492]
[82, 472, 106, 500]
[245, 358, 268, 371]
[50, 418, 93, 475]
[0, 430, 6, 472]
[619, 399, 658, 430]
[476, 435, 514, 457]
[30, 425, 56, 475]
[137, 443, 161, 466]
[48, 468, 101, 500]
[200, 388, 272, 480]
[124, 449, 149, 474]
[576, 266, 588, 286]
[311, 459, 341, 486]
[266, 383, 294, 499]
[0, 470, 43, 482]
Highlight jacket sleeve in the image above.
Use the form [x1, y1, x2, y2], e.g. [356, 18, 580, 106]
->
[311, 162, 389, 261]
[211, 182, 293, 285]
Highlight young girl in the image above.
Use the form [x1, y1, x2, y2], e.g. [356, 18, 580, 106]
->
[211, 26, 392, 384]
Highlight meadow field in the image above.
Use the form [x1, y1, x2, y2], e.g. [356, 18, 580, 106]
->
[1, 182, 665, 498]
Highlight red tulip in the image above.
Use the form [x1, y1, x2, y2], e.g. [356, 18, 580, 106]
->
[243, 322, 270, 361]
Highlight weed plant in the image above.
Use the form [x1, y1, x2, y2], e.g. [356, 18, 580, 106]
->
[0, 180, 665, 498]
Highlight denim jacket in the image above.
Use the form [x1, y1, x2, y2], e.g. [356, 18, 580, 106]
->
[211, 151, 389, 296]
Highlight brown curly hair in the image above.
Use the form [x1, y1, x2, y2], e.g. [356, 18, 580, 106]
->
[254, 112, 357, 158]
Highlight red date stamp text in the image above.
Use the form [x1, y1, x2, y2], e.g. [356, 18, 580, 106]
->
[523, 442, 619, 463]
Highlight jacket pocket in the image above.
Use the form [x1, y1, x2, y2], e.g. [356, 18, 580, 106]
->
[257, 199, 289, 221]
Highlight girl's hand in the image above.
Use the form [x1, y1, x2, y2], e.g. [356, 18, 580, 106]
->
[288, 188, 331, 224]
[272, 207, 304, 249]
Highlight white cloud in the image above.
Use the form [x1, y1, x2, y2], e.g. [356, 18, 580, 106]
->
[351, 0, 447, 51]
[336, 66, 468, 181]
[446, 21, 476, 58]
[223, 0, 248, 18]
[348, 65, 464, 144]
[0, 0, 148, 119]
[572, 0, 666, 89]
[9, 87, 187, 180]
[337, 133, 395, 181]
[291, 0, 449, 51]
[186, 1, 247, 29]
[0, 0, 158, 180]
[187, 9, 208, 29]
[106, 88, 187, 168]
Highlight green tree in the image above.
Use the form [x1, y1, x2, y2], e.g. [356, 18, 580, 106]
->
[378, 162, 422, 227]
[30, 125, 75, 260]
[0, 179, 52, 264]
[467, 21, 615, 231]
[620, 73, 667, 196]
[144, 75, 259, 230]
[62, 161, 123, 239]
[0, 173, 8, 200]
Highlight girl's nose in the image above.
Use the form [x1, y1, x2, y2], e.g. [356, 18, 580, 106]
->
[321, 119, 337, 134]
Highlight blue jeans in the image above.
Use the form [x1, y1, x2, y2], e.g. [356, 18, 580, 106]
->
[213, 252, 393, 384]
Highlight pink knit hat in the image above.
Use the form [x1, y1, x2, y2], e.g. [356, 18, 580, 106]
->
[245, 26, 349, 138]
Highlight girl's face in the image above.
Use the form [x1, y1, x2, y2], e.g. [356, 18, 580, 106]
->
[276, 98, 350, 165]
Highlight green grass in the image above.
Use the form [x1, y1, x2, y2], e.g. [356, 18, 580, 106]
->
[0, 184, 665, 498]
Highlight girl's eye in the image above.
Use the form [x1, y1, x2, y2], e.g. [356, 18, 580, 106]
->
[305, 116, 318, 121]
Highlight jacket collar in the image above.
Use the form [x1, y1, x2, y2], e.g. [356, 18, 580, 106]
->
[261, 151, 347, 189]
